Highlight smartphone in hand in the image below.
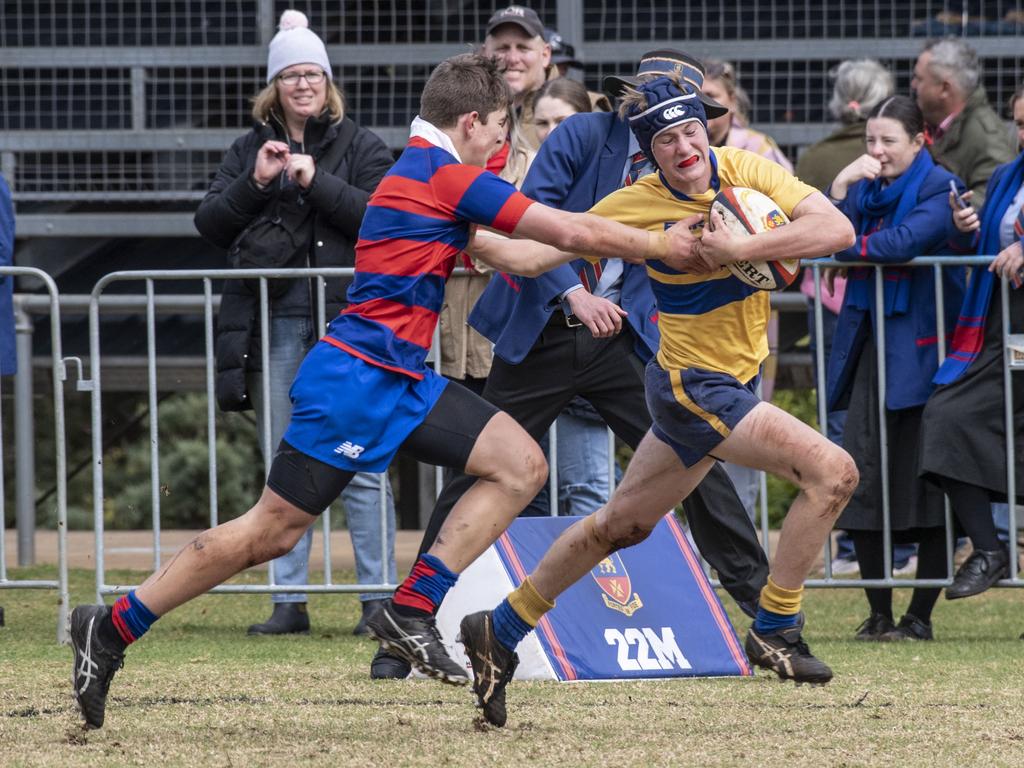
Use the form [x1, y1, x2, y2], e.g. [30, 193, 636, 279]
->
[949, 179, 970, 210]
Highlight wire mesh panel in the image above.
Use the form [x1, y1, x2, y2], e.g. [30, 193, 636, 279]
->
[147, 66, 263, 129]
[1, 2, 1021, 208]
[280, 0, 559, 44]
[13, 150, 223, 200]
[581, 1, 1024, 41]
[0, 0, 261, 46]
[0, 68, 131, 131]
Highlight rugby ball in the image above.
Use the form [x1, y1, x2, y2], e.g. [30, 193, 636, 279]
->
[710, 187, 799, 291]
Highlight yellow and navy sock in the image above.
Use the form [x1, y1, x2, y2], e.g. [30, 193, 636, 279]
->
[392, 553, 457, 617]
[110, 590, 159, 646]
[753, 576, 803, 634]
[491, 577, 555, 652]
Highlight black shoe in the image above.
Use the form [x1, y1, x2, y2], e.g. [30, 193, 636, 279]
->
[745, 621, 833, 685]
[365, 599, 468, 685]
[458, 611, 519, 727]
[854, 612, 896, 641]
[946, 548, 1009, 600]
[247, 602, 310, 635]
[70, 605, 125, 729]
[354, 599, 386, 637]
[879, 613, 933, 642]
[370, 644, 412, 679]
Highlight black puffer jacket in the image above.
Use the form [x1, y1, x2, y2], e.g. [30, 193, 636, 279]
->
[196, 112, 393, 410]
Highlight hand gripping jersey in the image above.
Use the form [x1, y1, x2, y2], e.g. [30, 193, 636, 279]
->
[588, 147, 816, 383]
[323, 135, 534, 379]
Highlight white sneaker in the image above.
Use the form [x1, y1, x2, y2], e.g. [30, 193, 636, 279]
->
[892, 555, 918, 577]
[829, 557, 860, 576]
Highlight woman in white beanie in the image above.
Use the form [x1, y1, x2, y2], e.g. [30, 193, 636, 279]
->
[194, 10, 398, 649]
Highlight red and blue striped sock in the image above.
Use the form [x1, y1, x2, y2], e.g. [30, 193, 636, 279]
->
[392, 554, 457, 617]
[110, 590, 159, 645]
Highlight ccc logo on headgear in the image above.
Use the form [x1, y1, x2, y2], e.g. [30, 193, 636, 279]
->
[662, 105, 685, 120]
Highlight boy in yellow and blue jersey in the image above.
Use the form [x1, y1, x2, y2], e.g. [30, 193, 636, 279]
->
[461, 75, 859, 727]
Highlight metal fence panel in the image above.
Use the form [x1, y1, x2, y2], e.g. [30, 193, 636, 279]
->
[0, 267, 70, 643]
[803, 256, 1022, 589]
[2, 1, 1022, 208]
[85, 267, 399, 600]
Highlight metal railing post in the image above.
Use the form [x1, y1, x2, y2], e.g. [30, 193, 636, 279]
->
[13, 302, 35, 566]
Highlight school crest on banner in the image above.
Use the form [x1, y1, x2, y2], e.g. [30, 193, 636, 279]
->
[591, 552, 643, 617]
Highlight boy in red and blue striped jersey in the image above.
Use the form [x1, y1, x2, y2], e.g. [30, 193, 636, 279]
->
[68, 53, 709, 729]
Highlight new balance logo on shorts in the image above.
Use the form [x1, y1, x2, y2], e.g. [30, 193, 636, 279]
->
[333, 441, 365, 459]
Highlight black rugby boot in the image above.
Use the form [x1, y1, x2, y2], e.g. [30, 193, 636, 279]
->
[745, 622, 833, 685]
[458, 610, 520, 727]
[70, 604, 126, 729]
[365, 600, 468, 685]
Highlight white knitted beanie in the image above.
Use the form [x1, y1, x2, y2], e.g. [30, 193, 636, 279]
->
[266, 10, 332, 83]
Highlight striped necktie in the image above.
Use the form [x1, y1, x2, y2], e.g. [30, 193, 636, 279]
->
[578, 153, 654, 292]
[1014, 204, 1024, 238]
[624, 151, 653, 186]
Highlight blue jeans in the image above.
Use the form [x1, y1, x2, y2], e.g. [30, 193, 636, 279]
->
[722, 463, 760, 523]
[523, 399, 619, 516]
[554, 405, 620, 516]
[248, 315, 397, 604]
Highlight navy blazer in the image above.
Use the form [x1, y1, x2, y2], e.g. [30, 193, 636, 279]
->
[826, 164, 967, 411]
[468, 111, 660, 365]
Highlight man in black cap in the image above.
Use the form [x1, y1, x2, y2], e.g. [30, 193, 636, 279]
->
[482, 5, 551, 148]
[383, 52, 770, 685]
[545, 28, 582, 77]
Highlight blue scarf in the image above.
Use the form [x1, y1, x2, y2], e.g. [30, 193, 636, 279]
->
[934, 150, 1024, 385]
[845, 148, 934, 316]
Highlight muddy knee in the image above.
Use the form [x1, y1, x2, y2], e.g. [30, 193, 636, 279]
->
[584, 514, 654, 554]
[243, 504, 309, 565]
[823, 451, 859, 514]
[499, 441, 547, 497]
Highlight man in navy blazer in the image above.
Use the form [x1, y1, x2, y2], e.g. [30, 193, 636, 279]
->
[414, 50, 769, 610]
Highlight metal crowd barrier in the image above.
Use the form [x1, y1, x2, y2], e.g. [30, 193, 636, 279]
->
[11, 258, 1021, 628]
[84, 266, 599, 605]
[799, 256, 1021, 589]
[86, 268, 395, 602]
[0, 267, 71, 642]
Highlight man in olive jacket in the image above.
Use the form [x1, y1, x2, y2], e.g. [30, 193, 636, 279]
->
[912, 38, 1015, 208]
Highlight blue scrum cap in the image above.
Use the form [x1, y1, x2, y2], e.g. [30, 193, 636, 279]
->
[626, 77, 708, 168]
[604, 49, 728, 119]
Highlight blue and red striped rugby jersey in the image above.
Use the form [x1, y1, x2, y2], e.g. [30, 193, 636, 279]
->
[322, 136, 534, 379]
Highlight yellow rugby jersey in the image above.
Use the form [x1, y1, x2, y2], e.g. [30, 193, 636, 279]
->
[588, 146, 816, 382]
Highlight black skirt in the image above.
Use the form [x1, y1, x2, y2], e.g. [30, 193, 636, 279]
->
[837, 338, 946, 532]
[919, 288, 1024, 499]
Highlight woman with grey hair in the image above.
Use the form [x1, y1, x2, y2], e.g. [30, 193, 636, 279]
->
[795, 59, 898, 575]
[797, 59, 895, 190]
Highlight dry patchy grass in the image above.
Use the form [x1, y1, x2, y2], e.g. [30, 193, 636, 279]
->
[1, 568, 1023, 767]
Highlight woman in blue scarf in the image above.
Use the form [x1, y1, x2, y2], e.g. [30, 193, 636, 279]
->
[919, 83, 1024, 602]
[826, 95, 967, 642]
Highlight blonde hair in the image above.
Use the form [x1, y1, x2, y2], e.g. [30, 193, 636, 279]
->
[616, 71, 690, 120]
[251, 78, 345, 126]
[502, 110, 534, 184]
[704, 59, 751, 126]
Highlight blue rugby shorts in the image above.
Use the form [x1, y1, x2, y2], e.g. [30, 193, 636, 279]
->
[645, 360, 761, 468]
[283, 341, 450, 473]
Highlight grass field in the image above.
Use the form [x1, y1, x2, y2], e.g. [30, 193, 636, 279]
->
[1, 567, 1023, 768]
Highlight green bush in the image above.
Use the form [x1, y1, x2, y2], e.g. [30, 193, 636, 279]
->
[5, 390, 264, 530]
